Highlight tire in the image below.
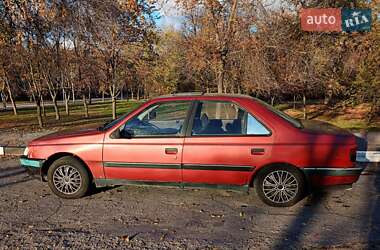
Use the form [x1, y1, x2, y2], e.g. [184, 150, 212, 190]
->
[47, 156, 90, 199]
[254, 165, 305, 207]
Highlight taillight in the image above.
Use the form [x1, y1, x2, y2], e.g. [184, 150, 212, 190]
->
[350, 148, 357, 162]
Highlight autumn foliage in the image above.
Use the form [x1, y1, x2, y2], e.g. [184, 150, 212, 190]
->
[0, 0, 378, 127]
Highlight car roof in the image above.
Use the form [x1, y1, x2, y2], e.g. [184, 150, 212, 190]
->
[151, 92, 255, 102]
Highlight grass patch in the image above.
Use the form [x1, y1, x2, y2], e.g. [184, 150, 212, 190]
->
[0, 100, 142, 130]
[0, 100, 378, 131]
[282, 103, 379, 131]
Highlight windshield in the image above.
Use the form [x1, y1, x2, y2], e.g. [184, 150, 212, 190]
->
[101, 113, 130, 130]
[100, 103, 145, 131]
[253, 98, 303, 129]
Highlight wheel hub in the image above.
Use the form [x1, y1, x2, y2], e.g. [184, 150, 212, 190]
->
[52, 165, 82, 195]
[262, 170, 299, 204]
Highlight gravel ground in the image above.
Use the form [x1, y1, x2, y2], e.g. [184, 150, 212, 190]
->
[0, 130, 379, 249]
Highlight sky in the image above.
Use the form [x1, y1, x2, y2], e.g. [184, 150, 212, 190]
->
[155, 0, 284, 30]
[154, 0, 184, 30]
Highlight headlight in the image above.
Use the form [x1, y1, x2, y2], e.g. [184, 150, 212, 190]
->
[23, 147, 29, 157]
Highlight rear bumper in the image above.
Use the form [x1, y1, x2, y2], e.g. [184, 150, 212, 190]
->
[20, 156, 44, 177]
[302, 167, 365, 186]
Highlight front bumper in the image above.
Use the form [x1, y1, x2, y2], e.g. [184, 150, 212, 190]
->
[302, 166, 365, 186]
[20, 156, 44, 177]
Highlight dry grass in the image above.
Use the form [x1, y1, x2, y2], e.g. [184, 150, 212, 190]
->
[282, 103, 379, 131]
[0, 100, 142, 131]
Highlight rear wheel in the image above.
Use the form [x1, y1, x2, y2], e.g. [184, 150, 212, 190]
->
[47, 156, 90, 199]
[255, 165, 305, 207]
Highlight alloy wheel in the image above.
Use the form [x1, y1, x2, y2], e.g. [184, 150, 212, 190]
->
[262, 170, 299, 204]
[52, 165, 82, 195]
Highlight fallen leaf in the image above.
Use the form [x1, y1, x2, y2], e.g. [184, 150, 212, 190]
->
[122, 235, 131, 242]
[160, 233, 167, 241]
[210, 214, 224, 218]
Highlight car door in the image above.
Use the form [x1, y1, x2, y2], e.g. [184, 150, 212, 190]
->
[102, 100, 193, 184]
[182, 100, 273, 187]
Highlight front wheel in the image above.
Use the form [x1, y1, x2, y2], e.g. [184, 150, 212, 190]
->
[255, 166, 305, 207]
[47, 156, 90, 199]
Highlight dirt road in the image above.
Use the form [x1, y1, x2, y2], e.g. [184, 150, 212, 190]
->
[0, 129, 379, 249]
[0, 157, 379, 249]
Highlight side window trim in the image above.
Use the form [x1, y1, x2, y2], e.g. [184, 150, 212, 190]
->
[185, 100, 200, 137]
[112, 100, 195, 139]
[186, 100, 272, 137]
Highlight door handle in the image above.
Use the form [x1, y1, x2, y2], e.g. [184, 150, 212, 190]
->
[251, 148, 265, 155]
[165, 148, 178, 155]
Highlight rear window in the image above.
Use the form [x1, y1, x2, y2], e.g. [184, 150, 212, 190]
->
[253, 98, 303, 129]
[191, 101, 270, 136]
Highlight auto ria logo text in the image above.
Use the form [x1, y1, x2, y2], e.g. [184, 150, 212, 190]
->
[300, 8, 372, 32]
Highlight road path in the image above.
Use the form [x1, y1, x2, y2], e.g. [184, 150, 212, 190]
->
[0, 130, 379, 249]
[0, 158, 379, 249]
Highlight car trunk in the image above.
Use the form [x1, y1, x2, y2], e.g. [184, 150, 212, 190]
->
[300, 119, 353, 136]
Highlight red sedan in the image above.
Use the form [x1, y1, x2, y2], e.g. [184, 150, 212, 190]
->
[20, 93, 362, 207]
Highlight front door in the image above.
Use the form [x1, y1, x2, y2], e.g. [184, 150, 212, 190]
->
[182, 100, 273, 187]
[102, 101, 193, 184]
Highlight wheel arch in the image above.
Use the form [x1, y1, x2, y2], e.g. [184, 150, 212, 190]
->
[41, 152, 93, 182]
[250, 162, 308, 188]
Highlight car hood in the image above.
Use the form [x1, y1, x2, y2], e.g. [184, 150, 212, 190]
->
[29, 126, 105, 146]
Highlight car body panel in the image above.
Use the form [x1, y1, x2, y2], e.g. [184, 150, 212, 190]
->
[27, 142, 105, 179]
[182, 136, 273, 185]
[102, 137, 184, 182]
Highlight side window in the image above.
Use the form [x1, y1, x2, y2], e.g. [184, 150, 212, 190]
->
[120, 101, 191, 137]
[247, 113, 270, 135]
[191, 101, 270, 136]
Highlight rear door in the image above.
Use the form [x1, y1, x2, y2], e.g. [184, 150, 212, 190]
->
[182, 100, 273, 187]
[102, 101, 193, 184]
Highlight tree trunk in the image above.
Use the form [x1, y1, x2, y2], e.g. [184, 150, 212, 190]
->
[71, 82, 75, 104]
[65, 93, 70, 116]
[111, 95, 116, 119]
[303, 94, 307, 120]
[8, 92, 17, 115]
[83, 94, 89, 118]
[125, 89, 129, 101]
[52, 95, 60, 120]
[137, 88, 140, 100]
[217, 75, 223, 94]
[88, 86, 92, 105]
[1, 92, 7, 110]
[324, 83, 333, 106]
[293, 95, 296, 109]
[102, 90, 105, 102]
[131, 88, 134, 100]
[5, 80, 17, 115]
[41, 96, 46, 117]
[367, 95, 379, 123]
[271, 96, 275, 106]
[36, 99, 43, 128]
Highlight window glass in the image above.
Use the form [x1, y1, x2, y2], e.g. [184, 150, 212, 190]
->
[247, 113, 270, 135]
[120, 101, 191, 137]
[253, 98, 302, 128]
[191, 101, 270, 136]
